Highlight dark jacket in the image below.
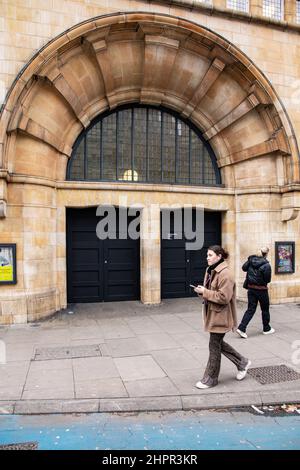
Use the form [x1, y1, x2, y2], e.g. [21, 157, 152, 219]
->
[242, 256, 271, 287]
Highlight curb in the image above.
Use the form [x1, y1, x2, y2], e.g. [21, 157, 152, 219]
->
[1, 390, 300, 415]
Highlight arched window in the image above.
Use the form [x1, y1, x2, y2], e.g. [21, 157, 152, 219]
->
[67, 105, 221, 186]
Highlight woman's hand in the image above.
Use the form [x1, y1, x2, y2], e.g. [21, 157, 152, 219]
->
[194, 285, 204, 295]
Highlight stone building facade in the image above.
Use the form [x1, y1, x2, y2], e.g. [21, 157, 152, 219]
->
[0, 0, 300, 324]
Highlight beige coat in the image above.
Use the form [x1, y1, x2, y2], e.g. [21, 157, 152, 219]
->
[201, 261, 237, 333]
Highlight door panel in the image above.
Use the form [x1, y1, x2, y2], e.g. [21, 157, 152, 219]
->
[104, 239, 140, 301]
[161, 210, 221, 299]
[67, 207, 140, 303]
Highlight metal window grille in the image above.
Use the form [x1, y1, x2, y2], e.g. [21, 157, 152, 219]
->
[68, 106, 220, 187]
[297, 1, 300, 23]
[262, 0, 283, 20]
[226, 0, 249, 13]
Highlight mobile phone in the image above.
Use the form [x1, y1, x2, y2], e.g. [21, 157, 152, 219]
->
[190, 284, 196, 288]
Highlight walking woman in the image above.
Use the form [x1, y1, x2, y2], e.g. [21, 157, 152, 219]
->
[194, 245, 251, 389]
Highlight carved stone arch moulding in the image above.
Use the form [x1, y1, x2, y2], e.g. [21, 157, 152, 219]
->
[0, 11, 298, 194]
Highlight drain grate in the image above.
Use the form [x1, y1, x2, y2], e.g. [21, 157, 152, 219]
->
[248, 364, 300, 385]
[34, 344, 101, 361]
[0, 441, 38, 450]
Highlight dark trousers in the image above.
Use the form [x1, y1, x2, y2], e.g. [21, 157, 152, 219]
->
[202, 333, 248, 386]
[238, 288, 271, 333]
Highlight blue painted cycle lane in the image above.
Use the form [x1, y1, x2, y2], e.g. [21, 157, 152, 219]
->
[0, 409, 299, 450]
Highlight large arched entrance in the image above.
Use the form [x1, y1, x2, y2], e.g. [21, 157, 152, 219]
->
[66, 103, 222, 301]
[0, 12, 297, 323]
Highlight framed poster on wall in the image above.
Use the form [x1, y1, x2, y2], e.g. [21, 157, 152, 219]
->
[0, 244, 17, 284]
[275, 241, 295, 274]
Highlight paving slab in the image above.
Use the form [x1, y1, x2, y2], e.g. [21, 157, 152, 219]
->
[183, 346, 210, 362]
[167, 369, 211, 395]
[137, 333, 179, 351]
[171, 331, 208, 349]
[75, 378, 128, 399]
[123, 316, 162, 334]
[24, 368, 74, 392]
[69, 324, 104, 337]
[0, 362, 30, 388]
[33, 330, 71, 344]
[123, 377, 179, 397]
[21, 387, 75, 400]
[104, 337, 146, 357]
[114, 355, 166, 381]
[4, 343, 35, 362]
[95, 319, 135, 339]
[4, 330, 38, 345]
[150, 314, 196, 334]
[151, 348, 200, 373]
[28, 359, 72, 371]
[73, 357, 120, 381]
[0, 387, 24, 401]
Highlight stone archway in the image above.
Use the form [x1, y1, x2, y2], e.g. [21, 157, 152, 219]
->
[0, 12, 298, 323]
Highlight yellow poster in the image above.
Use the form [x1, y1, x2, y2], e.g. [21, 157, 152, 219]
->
[0, 265, 13, 282]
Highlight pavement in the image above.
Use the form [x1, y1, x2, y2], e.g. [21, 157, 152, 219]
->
[0, 298, 300, 415]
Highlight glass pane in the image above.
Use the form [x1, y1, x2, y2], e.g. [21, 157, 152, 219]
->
[102, 114, 116, 181]
[86, 122, 101, 180]
[226, 0, 249, 12]
[190, 130, 203, 185]
[162, 112, 176, 183]
[69, 138, 85, 180]
[176, 121, 189, 184]
[262, 0, 283, 20]
[133, 108, 147, 182]
[148, 109, 161, 183]
[204, 150, 216, 185]
[117, 109, 132, 181]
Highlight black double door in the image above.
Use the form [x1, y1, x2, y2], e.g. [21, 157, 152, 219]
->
[161, 210, 221, 299]
[67, 207, 140, 303]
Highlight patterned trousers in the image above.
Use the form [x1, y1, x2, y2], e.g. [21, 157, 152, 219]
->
[202, 332, 248, 387]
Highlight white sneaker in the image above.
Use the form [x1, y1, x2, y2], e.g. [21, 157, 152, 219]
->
[236, 360, 251, 381]
[262, 328, 275, 335]
[236, 328, 248, 339]
[195, 381, 210, 389]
